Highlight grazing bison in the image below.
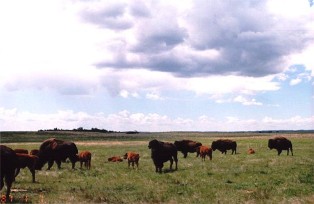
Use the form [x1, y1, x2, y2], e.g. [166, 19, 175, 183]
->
[108, 156, 123, 162]
[14, 149, 29, 154]
[123, 152, 140, 169]
[76, 151, 92, 169]
[211, 139, 237, 155]
[29, 149, 39, 156]
[174, 140, 202, 158]
[15, 153, 38, 183]
[199, 146, 213, 161]
[268, 137, 293, 156]
[0, 145, 18, 197]
[36, 138, 78, 170]
[148, 139, 178, 173]
[248, 148, 255, 154]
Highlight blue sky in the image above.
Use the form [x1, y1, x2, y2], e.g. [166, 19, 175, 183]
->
[0, 0, 313, 131]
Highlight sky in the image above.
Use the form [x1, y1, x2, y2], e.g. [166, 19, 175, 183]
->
[0, 0, 313, 132]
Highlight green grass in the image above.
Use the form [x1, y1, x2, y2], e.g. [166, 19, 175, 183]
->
[1, 132, 313, 203]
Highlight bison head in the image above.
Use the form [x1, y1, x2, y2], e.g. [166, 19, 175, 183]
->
[268, 139, 275, 149]
[148, 139, 160, 149]
[211, 141, 217, 151]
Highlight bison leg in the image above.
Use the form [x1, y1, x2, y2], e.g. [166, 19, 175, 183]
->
[55, 160, 62, 169]
[277, 149, 282, 156]
[28, 167, 36, 183]
[88, 160, 91, 169]
[69, 158, 76, 169]
[183, 152, 188, 158]
[47, 160, 54, 170]
[290, 148, 293, 156]
[15, 168, 21, 178]
[0, 175, 4, 190]
[4, 175, 14, 198]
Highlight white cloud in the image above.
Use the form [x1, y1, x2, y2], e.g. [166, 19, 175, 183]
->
[233, 96, 263, 106]
[1, 108, 313, 132]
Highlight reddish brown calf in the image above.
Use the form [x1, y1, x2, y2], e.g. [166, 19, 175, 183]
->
[248, 148, 255, 154]
[14, 149, 28, 154]
[29, 149, 39, 156]
[108, 156, 123, 162]
[15, 153, 38, 183]
[199, 146, 213, 161]
[123, 152, 140, 169]
[76, 151, 92, 169]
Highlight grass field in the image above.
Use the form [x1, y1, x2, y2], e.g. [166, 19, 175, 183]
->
[1, 132, 313, 203]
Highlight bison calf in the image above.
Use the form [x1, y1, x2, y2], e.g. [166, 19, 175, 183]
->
[15, 153, 38, 183]
[199, 146, 213, 161]
[123, 152, 140, 169]
[76, 151, 92, 169]
[29, 149, 39, 156]
[248, 148, 255, 154]
[14, 149, 29, 154]
[108, 156, 123, 162]
[268, 137, 293, 156]
[148, 139, 178, 173]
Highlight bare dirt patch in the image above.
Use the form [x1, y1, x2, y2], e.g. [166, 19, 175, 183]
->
[76, 141, 148, 146]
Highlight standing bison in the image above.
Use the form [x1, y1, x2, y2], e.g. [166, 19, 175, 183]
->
[148, 139, 178, 173]
[36, 138, 78, 170]
[199, 146, 213, 161]
[268, 137, 293, 156]
[0, 145, 18, 197]
[174, 140, 202, 158]
[211, 139, 237, 155]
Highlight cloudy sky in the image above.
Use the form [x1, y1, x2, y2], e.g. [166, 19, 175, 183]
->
[0, 0, 313, 132]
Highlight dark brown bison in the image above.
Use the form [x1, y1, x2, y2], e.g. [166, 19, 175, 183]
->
[268, 137, 293, 156]
[76, 151, 92, 169]
[199, 146, 213, 161]
[123, 152, 140, 169]
[36, 138, 78, 170]
[0, 145, 18, 197]
[174, 140, 202, 158]
[211, 139, 237, 155]
[29, 149, 39, 156]
[15, 153, 38, 183]
[148, 139, 178, 173]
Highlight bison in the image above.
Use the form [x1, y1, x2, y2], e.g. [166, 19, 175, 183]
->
[35, 138, 78, 170]
[148, 139, 178, 173]
[15, 153, 38, 183]
[211, 139, 237, 155]
[174, 140, 202, 158]
[108, 156, 123, 162]
[123, 152, 140, 169]
[248, 148, 255, 154]
[14, 149, 29, 154]
[29, 149, 39, 156]
[268, 137, 293, 156]
[76, 151, 92, 169]
[0, 145, 18, 197]
[199, 146, 213, 161]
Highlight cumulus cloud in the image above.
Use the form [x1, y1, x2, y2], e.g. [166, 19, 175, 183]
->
[92, 0, 313, 77]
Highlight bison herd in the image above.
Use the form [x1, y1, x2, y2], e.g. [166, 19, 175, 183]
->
[1, 136, 293, 198]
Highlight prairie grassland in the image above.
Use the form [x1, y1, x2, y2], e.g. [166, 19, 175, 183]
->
[1, 133, 314, 203]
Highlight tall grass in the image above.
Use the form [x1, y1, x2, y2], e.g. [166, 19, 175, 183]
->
[1, 134, 313, 203]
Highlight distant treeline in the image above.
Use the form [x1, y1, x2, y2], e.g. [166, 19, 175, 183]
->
[38, 127, 139, 134]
